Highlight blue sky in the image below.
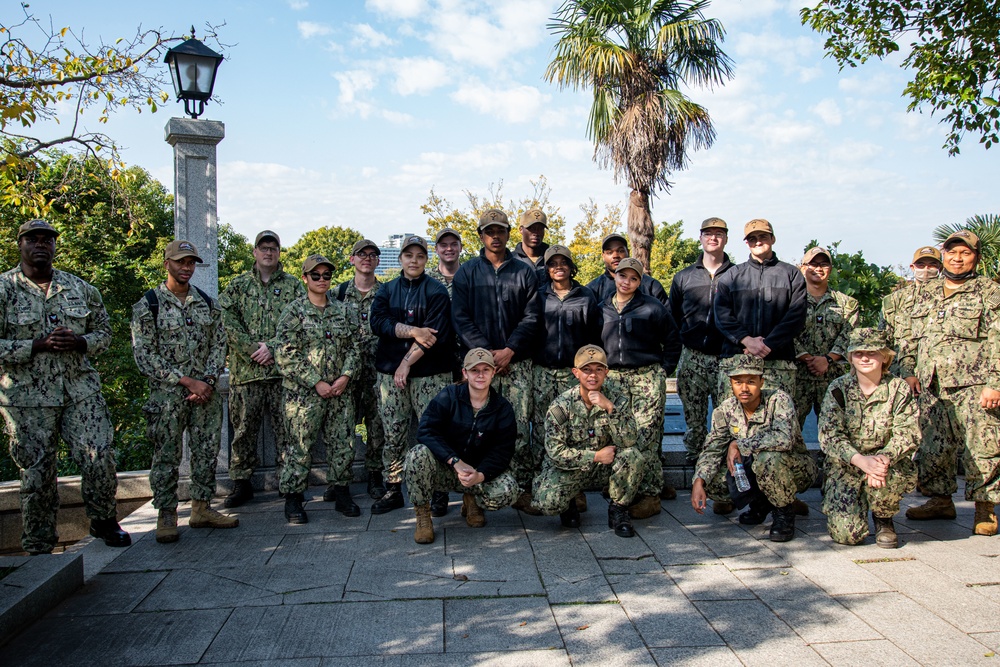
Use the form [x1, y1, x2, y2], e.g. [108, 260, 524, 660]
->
[24, 0, 998, 268]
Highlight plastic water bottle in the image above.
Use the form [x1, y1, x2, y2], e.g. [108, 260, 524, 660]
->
[733, 462, 751, 492]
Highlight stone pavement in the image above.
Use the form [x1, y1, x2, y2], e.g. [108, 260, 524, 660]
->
[3, 481, 1000, 666]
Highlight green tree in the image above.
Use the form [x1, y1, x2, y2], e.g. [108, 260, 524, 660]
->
[804, 240, 901, 326]
[546, 0, 733, 272]
[932, 213, 1000, 281]
[218, 224, 253, 290]
[568, 199, 624, 284]
[283, 226, 365, 285]
[650, 219, 701, 287]
[801, 0, 1000, 155]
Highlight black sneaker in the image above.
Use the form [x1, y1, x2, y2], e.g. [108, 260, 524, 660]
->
[608, 502, 635, 538]
[371, 483, 405, 515]
[89, 518, 131, 547]
[430, 491, 449, 517]
[284, 493, 308, 524]
[223, 479, 254, 508]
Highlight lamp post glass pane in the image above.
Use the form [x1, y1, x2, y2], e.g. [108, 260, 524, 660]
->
[175, 53, 214, 100]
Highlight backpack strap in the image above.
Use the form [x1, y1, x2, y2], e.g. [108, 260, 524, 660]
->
[337, 281, 349, 302]
[144, 289, 160, 326]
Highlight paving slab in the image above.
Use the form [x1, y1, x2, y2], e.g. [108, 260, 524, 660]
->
[763, 596, 882, 644]
[811, 639, 922, 666]
[550, 601, 657, 666]
[444, 597, 562, 653]
[628, 514, 718, 566]
[665, 564, 755, 601]
[648, 646, 745, 666]
[134, 567, 285, 611]
[320, 650, 572, 666]
[693, 599, 828, 666]
[202, 600, 443, 661]
[525, 528, 615, 604]
[608, 574, 724, 648]
[101, 532, 282, 572]
[49, 571, 166, 616]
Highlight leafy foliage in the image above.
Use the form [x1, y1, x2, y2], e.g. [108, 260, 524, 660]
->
[932, 213, 1000, 281]
[804, 240, 901, 326]
[650, 220, 701, 287]
[283, 226, 365, 286]
[568, 199, 624, 283]
[801, 0, 1000, 155]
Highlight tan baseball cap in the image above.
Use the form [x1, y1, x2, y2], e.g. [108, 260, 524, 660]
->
[543, 244, 573, 265]
[302, 254, 334, 274]
[700, 217, 728, 232]
[17, 219, 59, 239]
[601, 233, 629, 250]
[477, 209, 510, 232]
[435, 227, 461, 244]
[724, 354, 765, 377]
[744, 219, 774, 239]
[574, 344, 608, 369]
[255, 230, 280, 247]
[520, 209, 548, 228]
[801, 246, 832, 265]
[164, 240, 203, 262]
[463, 348, 496, 370]
[912, 246, 942, 263]
[615, 257, 644, 275]
[351, 239, 380, 256]
[400, 234, 428, 254]
[943, 230, 980, 252]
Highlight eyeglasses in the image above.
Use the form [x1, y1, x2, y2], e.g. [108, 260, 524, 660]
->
[308, 272, 333, 281]
[256, 246, 279, 254]
[354, 251, 379, 260]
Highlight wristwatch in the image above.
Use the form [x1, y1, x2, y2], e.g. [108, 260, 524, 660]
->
[447, 456, 460, 468]
[203, 375, 217, 387]
[823, 355, 834, 365]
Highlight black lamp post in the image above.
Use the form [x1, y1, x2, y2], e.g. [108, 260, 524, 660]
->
[164, 27, 223, 119]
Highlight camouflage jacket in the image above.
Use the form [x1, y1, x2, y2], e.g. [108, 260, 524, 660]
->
[794, 289, 859, 377]
[0, 267, 110, 406]
[426, 266, 454, 298]
[336, 277, 381, 372]
[543, 381, 638, 471]
[899, 276, 1000, 390]
[818, 373, 920, 466]
[880, 278, 939, 377]
[695, 389, 807, 482]
[218, 264, 304, 385]
[275, 294, 360, 392]
[131, 283, 226, 392]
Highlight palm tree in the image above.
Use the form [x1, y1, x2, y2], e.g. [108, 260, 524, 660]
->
[546, 0, 733, 272]
[933, 214, 1000, 281]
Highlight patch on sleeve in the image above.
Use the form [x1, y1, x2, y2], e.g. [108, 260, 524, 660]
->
[550, 405, 568, 426]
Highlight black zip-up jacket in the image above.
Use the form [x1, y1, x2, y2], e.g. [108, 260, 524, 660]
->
[586, 270, 669, 307]
[452, 249, 541, 360]
[513, 241, 548, 268]
[713, 253, 808, 360]
[370, 272, 455, 377]
[600, 292, 680, 374]
[533, 281, 603, 369]
[668, 253, 734, 354]
[417, 384, 516, 482]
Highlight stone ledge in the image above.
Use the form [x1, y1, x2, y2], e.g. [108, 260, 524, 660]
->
[0, 552, 82, 647]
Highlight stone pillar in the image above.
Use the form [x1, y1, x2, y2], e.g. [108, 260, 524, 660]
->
[164, 117, 225, 299]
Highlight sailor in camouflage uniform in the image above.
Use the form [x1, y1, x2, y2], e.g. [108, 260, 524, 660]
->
[880, 246, 942, 377]
[793, 246, 860, 427]
[336, 239, 385, 499]
[132, 240, 236, 544]
[0, 219, 129, 554]
[218, 230, 304, 507]
[690, 355, 817, 542]
[532, 345, 646, 538]
[426, 227, 462, 297]
[275, 254, 361, 523]
[900, 230, 1000, 535]
[819, 329, 918, 548]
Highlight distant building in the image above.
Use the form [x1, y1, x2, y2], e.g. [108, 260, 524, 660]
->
[375, 233, 434, 276]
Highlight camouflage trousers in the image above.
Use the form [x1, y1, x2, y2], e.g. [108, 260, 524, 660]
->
[144, 388, 223, 510]
[703, 449, 817, 508]
[823, 458, 916, 545]
[794, 364, 847, 427]
[718, 359, 796, 404]
[280, 385, 356, 494]
[1, 394, 118, 554]
[916, 383, 1000, 502]
[530, 365, 576, 454]
[228, 379, 287, 481]
[609, 364, 667, 496]
[492, 359, 535, 489]
[676, 347, 720, 461]
[404, 443, 519, 509]
[532, 446, 649, 514]
[378, 372, 451, 484]
[351, 363, 385, 472]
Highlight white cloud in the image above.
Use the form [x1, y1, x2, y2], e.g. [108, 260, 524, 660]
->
[333, 68, 414, 124]
[811, 99, 842, 126]
[390, 57, 450, 95]
[424, 1, 553, 68]
[351, 23, 395, 49]
[297, 21, 332, 39]
[286, 0, 308, 9]
[366, 0, 428, 20]
[451, 80, 550, 123]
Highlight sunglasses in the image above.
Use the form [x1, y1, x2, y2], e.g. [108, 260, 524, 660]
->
[308, 272, 333, 281]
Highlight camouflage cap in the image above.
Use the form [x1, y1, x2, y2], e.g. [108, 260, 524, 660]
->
[801, 246, 832, 265]
[615, 257, 644, 275]
[912, 245, 942, 263]
[302, 254, 334, 274]
[943, 229, 980, 252]
[573, 344, 608, 369]
[601, 232, 629, 250]
[700, 217, 728, 231]
[435, 227, 461, 244]
[847, 327, 889, 354]
[399, 234, 428, 254]
[463, 347, 496, 370]
[543, 244, 573, 265]
[17, 219, 59, 239]
[477, 209, 510, 232]
[164, 239, 203, 262]
[744, 219, 774, 239]
[723, 354, 765, 377]
[520, 209, 548, 228]
[254, 230, 280, 247]
[351, 239, 380, 256]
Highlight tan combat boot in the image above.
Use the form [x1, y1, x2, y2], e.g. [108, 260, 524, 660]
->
[974, 501, 998, 536]
[574, 491, 588, 513]
[905, 495, 956, 521]
[189, 499, 239, 529]
[414, 504, 435, 544]
[713, 500, 735, 515]
[462, 493, 486, 528]
[629, 495, 662, 519]
[156, 509, 179, 544]
[512, 490, 542, 515]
